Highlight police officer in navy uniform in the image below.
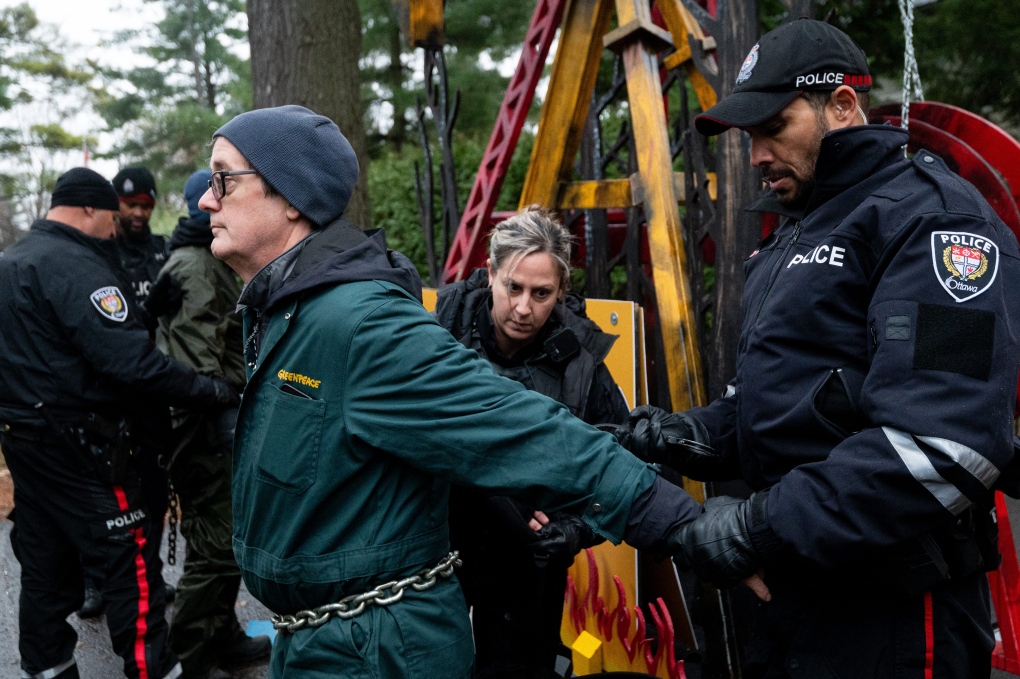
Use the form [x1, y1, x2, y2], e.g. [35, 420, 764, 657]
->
[79, 166, 180, 620]
[614, 20, 1020, 678]
[113, 166, 168, 307]
[0, 167, 239, 679]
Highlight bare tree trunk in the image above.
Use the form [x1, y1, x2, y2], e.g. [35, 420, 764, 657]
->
[187, 0, 204, 105]
[247, 0, 372, 227]
[707, 0, 761, 402]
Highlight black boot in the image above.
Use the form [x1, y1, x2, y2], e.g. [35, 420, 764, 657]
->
[77, 585, 104, 619]
[218, 635, 272, 666]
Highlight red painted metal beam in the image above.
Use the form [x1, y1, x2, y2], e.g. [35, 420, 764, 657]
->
[873, 102, 1020, 207]
[442, 0, 568, 284]
[871, 114, 1020, 240]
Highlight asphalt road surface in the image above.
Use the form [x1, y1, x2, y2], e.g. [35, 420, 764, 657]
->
[0, 517, 272, 679]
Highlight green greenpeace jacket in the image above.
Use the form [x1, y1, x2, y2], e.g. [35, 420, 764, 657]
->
[233, 220, 665, 678]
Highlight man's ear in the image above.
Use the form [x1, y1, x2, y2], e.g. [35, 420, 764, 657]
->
[828, 86, 861, 129]
[285, 205, 302, 221]
[486, 258, 495, 287]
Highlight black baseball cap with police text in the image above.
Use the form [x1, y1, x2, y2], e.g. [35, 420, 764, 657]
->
[694, 19, 871, 137]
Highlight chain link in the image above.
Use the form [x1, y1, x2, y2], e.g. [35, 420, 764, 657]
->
[898, 0, 925, 135]
[271, 551, 462, 633]
[166, 480, 179, 567]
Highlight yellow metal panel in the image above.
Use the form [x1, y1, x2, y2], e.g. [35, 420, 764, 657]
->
[519, 0, 614, 208]
[584, 299, 640, 408]
[421, 288, 437, 312]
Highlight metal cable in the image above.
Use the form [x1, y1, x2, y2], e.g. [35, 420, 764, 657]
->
[898, 0, 925, 133]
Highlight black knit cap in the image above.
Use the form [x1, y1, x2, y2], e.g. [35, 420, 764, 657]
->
[695, 19, 871, 136]
[112, 166, 158, 203]
[214, 105, 359, 227]
[50, 167, 120, 211]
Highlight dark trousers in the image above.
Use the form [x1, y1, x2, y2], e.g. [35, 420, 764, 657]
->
[756, 572, 994, 679]
[168, 413, 245, 677]
[2, 431, 179, 679]
[458, 539, 568, 677]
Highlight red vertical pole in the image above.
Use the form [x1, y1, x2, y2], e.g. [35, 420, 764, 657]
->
[442, 0, 568, 283]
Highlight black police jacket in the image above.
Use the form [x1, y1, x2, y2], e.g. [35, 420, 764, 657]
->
[690, 125, 1020, 570]
[0, 219, 220, 426]
[117, 226, 168, 304]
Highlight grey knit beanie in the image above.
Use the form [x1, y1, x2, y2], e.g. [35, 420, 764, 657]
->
[214, 105, 359, 227]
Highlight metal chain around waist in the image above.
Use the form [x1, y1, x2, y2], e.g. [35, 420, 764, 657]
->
[271, 551, 462, 633]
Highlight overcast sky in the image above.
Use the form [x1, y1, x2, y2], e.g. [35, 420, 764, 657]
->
[1, 0, 168, 178]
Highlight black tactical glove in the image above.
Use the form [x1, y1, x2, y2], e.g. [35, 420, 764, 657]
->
[211, 377, 241, 407]
[213, 406, 239, 451]
[143, 274, 184, 320]
[531, 513, 605, 567]
[609, 405, 722, 479]
[669, 491, 777, 590]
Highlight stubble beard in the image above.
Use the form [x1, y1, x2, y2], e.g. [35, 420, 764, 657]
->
[769, 113, 829, 210]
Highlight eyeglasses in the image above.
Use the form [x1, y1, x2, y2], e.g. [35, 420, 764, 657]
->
[208, 170, 258, 200]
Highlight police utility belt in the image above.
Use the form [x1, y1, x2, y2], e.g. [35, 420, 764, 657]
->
[1, 408, 132, 487]
[272, 551, 462, 633]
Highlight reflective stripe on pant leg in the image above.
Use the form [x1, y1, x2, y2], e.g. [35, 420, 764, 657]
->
[20, 658, 76, 679]
[161, 662, 182, 679]
[113, 485, 152, 679]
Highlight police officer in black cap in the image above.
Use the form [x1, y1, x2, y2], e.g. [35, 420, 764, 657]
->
[614, 19, 1020, 678]
[0, 167, 239, 679]
[113, 166, 171, 309]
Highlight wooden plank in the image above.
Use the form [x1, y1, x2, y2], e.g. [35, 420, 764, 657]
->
[615, 0, 707, 419]
[658, 0, 717, 111]
[554, 172, 717, 209]
[518, 0, 615, 208]
[556, 178, 633, 209]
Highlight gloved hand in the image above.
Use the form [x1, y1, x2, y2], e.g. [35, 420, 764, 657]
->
[531, 513, 604, 567]
[211, 377, 241, 407]
[212, 406, 239, 451]
[668, 491, 776, 590]
[608, 405, 721, 478]
[143, 274, 184, 320]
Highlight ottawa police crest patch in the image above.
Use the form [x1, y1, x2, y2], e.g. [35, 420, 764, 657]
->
[90, 286, 129, 322]
[931, 231, 999, 303]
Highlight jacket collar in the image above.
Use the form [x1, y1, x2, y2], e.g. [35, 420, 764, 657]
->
[746, 124, 910, 219]
[32, 218, 121, 261]
[237, 216, 424, 315]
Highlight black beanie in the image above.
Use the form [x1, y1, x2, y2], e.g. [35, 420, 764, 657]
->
[214, 105, 359, 227]
[112, 166, 158, 203]
[50, 167, 120, 211]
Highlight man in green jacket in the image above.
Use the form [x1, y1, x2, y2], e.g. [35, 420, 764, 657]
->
[156, 170, 270, 679]
[197, 105, 738, 679]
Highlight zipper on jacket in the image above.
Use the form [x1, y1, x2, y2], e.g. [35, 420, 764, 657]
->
[751, 220, 803, 326]
[244, 310, 261, 370]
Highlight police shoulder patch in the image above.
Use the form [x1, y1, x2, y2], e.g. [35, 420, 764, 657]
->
[90, 286, 129, 322]
[930, 231, 999, 303]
